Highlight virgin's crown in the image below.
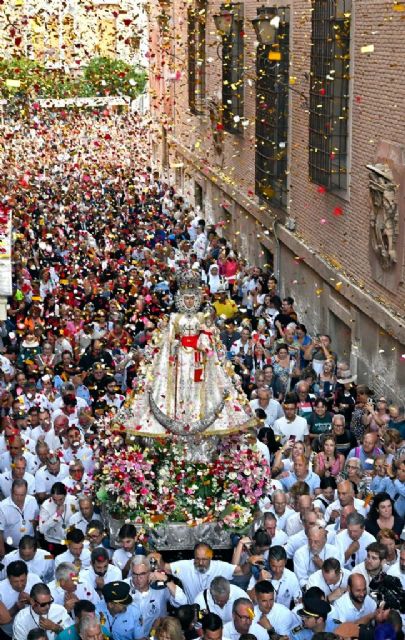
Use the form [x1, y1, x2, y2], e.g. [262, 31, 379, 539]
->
[176, 269, 201, 290]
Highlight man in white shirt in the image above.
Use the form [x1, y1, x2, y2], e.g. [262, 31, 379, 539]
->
[249, 389, 284, 428]
[0, 535, 54, 583]
[253, 580, 298, 636]
[324, 480, 366, 524]
[48, 562, 99, 612]
[193, 227, 208, 261]
[285, 510, 320, 559]
[272, 393, 309, 446]
[331, 574, 376, 625]
[45, 415, 69, 453]
[54, 528, 91, 571]
[284, 495, 312, 537]
[0, 436, 37, 475]
[61, 426, 94, 474]
[125, 555, 187, 636]
[0, 480, 39, 556]
[335, 512, 376, 570]
[223, 597, 267, 640]
[352, 542, 387, 589]
[195, 576, 247, 623]
[13, 582, 71, 640]
[268, 490, 295, 531]
[293, 525, 343, 588]
[81, 547, 122, 594]
[247, 546, 301, 609]
[387, 544, 405, 588]
[166, 543, 250, 603]
[35, 454, 69, 503]
[0, 456, 35, 498]
[0, 560, 41, 636]
[306, 558, 350, 604]
[262, 512, 288, 546]
[30, 410, 53, 443]
[68, 495, 101, 534]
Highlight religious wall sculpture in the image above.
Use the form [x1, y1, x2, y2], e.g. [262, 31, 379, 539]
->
[367, 163, 399, 270]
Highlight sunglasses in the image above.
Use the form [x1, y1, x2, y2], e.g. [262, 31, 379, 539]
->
[34, 597, 54, 607]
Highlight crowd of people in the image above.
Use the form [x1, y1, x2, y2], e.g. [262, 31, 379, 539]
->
[0, 108, 404, 640]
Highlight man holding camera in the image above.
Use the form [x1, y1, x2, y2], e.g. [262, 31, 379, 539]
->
[127, 555, 187, 637]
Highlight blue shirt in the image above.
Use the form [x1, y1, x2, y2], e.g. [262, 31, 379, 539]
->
[281, 470, 321, 494]
[96, 601, 143, 640]
[370, 475, 394, 495]
[290, 618, 337, 640]
[347, 446, 383, 471]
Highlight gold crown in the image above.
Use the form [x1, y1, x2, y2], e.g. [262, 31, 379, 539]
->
[176, 269, 201, 290]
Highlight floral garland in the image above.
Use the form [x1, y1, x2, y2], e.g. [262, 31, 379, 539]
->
[94, 430, 270, 530]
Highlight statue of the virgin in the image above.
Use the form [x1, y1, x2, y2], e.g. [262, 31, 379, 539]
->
[117, 269, 253, 440]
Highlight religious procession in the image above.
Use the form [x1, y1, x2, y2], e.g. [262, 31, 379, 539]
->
[0, 107, 403, 640]
[1, 0, 405, 632]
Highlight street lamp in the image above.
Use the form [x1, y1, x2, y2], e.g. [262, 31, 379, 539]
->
[251, 6, 279, 45]
[213, 10, 234, 37]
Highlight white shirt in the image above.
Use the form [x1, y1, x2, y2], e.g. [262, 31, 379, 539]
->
[285, 529, 308, 559]
[224, 619, 268, 640]
[39, 495, 78, 544]
[0, 572, 41, 635]
[293, 543, 343, 587]
[44, 429, 64, 453]
[51, 396, 88, 412]
[268, 506, 295, 532]
[54, 547, 91, 571]
[112, 547, 133, 573]
[48, 578, 99, 606]
[335, 530, 376, 569]
[0, 548, 55, 583]
[0, 451, 37, 475]
[68, 510, 101, 534]
[249, 399, 284, 427]
[63, 473, 93, 494]
[81, 563, 122, 590]
[13, 602, 71, 640]
[30, 426, 54, 443]
[272, 416, 309, 444]
[285, 512, 303, 536]
[387, 562, 405, 588]
[194, 584, 247, 622]
[331, 591, 376, 623]
[0, 471, 35, 497]
[170, 559, 236, 603]
[126, 583, 188, 635]
[306, 568, 351, 594]
[351, 561, 380, 590]
[248, 568, 301, 609]
[0, 495, 39, 547]
[253, 602, 298, 636]
[62, 444, 94, 473]
[34, 465, 69, 496]
[324, 498, 366, 523]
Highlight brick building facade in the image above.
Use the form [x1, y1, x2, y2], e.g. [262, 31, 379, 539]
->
[148, 0, 405, 403]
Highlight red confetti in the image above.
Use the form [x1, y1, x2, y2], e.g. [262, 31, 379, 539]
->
[317, 186, 327, 194]
[333, 207, 344, 216]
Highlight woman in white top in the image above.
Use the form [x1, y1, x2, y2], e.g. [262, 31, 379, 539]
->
[38, 481, 78, 555]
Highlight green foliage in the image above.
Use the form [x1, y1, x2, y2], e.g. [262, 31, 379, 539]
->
[0, 56, 147, 100]
[84, 57, 147, 99]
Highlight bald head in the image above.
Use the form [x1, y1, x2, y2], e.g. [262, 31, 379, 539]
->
[337, 481, 354, 506]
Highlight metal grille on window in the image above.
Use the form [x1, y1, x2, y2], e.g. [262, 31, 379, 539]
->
[222, 4, 244, 133]
[309, 0, 352, 191]
[188, 2, 206, 114]
[255, 7, 289, 210]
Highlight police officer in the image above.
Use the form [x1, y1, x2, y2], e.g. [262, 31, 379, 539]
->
[291, 595, 336, 640]
[96, 581, 143, 640]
